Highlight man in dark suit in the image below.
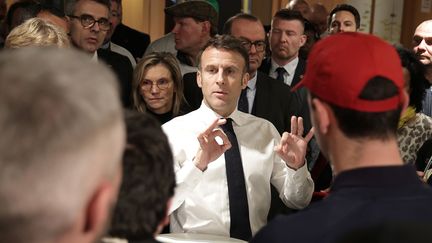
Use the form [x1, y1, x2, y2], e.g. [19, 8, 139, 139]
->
[110, 0, 150, 61]
[66, 0, 132, 107]
[259, 9, 307, 88]
[225, 13, 317, 221]
[251, 32, 432, 243]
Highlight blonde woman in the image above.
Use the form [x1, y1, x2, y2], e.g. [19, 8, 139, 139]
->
[5, 17, 69, 48]
[132, 52, 191, 123]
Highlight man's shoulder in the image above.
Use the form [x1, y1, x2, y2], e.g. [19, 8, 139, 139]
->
[115, 23, 150, 40]
[258, 58, 271, 74]
[98, 48, 130, 63]
[162, 109, 200, 131]
[251, 203, 328, 243]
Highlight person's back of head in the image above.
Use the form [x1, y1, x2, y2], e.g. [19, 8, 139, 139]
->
[108, 111, 175, 241]
[396, 47, 429, 112]
[294, 33, 406, 172]
[286, 0, 312, 20]
[0, 47, 125, 243]
[5, 17, 69, 48]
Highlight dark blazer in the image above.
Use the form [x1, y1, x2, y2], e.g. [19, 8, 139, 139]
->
[258, 57, 306, 87]
[253, 72, 306, 134]
[251, 166, 432, 243]
[111, 23, 151, 61]
[98, 48, 133, 108]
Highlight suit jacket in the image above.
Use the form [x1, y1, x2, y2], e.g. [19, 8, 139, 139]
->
[111, 23, 150, 61]
[98, 48, 133, 108]
[258, 57, 306, 87]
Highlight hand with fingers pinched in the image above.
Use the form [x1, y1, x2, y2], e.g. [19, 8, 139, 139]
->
[194, 118, 232, 171]
[275, 116, 315, 170]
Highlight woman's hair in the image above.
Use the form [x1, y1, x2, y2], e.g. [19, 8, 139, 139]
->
[396, 46, 428, 111]
[132, 52, 184, 115]
[5, 17, 69, 48]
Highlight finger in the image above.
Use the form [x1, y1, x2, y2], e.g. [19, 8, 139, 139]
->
[290, 116, 298, 134]
[211, 129, 231, 147]
[280, 132, 290, 147]
[304, 127, 315, 143]
[203, 118, 225, 136]
[297, 116, 304, 136]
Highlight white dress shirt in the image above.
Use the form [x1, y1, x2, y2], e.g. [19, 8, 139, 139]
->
[270, 57, 299, 86]
[162, 102, 314, 237]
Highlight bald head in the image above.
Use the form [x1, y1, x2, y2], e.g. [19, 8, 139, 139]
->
[286, 0, 311, 20]
[311, 3, 328, 34]
[413, 20, 432, 66]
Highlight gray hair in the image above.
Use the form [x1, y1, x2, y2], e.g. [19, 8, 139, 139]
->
[0, 47, 124, 243]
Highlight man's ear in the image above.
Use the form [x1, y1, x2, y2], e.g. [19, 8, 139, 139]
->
[311, 98, 330, 135]
[299, 34, 307, 48]
[241, 72, 249, 88]
[82, 181, 117, 241]
[201, 21, 211, 35]
[197, 70, 203, 88]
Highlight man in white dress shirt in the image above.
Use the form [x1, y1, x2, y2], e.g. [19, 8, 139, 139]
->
[162, 35, 314, 240]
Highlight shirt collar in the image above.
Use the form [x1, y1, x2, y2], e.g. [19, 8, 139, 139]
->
[270, 57, 299, 76]
[199, 101, 248, 127]
[91, 52, 98, 63]
[247, 71, 258, 91]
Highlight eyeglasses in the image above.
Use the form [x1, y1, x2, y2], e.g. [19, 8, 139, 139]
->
[240, 39, 266, 52]
[69, 14, 111, 31]
[140, 79, 171, 91]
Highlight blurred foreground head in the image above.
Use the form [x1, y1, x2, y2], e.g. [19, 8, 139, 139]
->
[0, 47, 125, 243]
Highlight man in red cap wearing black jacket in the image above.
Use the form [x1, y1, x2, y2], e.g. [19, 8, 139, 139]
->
[251, 32, 432, 243]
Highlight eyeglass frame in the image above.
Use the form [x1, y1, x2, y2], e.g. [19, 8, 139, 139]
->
[68, 14, 111, 31]
[140, 79, 172, 91]
[239, 38, 267, 52]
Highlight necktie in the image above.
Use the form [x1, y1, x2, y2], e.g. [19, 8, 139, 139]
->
[238, 88, 249, 113]
[220, 118, 252, 241]
[276, 67, 286, 82]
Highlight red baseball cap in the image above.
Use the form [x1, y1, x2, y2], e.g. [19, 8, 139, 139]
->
[293, 32, 405, 112]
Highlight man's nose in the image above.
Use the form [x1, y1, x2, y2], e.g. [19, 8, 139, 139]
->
[172, 23, 180, 34]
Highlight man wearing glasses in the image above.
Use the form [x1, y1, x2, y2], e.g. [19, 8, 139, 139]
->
[66, 0, 133, 107]
[223, 13, 314, 220]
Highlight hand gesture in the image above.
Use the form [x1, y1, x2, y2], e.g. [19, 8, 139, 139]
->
[275, 116, 314, 170]
[194, 118, 232, 171]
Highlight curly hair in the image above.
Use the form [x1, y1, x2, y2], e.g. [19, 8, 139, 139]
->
[396, 46, 428, 111]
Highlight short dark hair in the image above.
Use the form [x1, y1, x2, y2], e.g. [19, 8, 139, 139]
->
[222, 12, 260, 35]
[328, 4, 361, 29]
[108, 111, 175, 240]
[312, 77, 402, 140]
[272, 9, 306, 30]
[5, 1, 38, 30]
[396, 46, 428, 111]
[37, 3, 66, 18]
[65, 0, 111, 16]
[197, 35, 250, 73]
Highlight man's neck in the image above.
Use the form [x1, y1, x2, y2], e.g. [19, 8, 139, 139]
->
[329, 135, 404, 176]
[272, 54, 298, 67]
